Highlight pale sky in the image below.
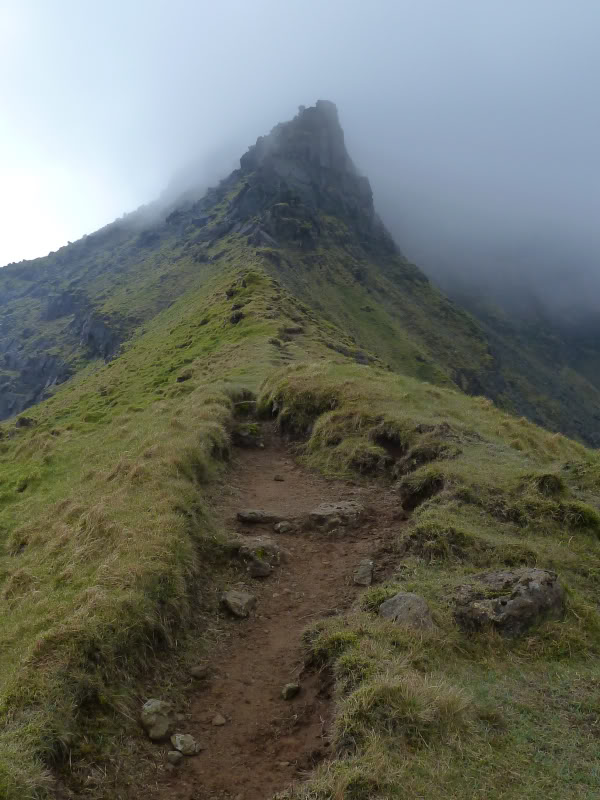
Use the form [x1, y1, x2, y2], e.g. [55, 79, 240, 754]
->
[1, 0, 599, 288]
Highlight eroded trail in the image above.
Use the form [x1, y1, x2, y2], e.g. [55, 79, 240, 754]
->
[151, 429, 397, 800]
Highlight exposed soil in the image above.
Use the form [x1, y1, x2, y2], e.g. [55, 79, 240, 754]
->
[146, 427, 401, 800]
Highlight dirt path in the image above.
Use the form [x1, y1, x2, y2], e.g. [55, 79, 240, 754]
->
[151, 428, 398, 800]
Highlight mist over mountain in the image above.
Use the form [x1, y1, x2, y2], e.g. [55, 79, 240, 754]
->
[3, 1, 599, 326]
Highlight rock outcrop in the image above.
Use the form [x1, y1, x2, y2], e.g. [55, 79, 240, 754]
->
[453, 568, 565, 637]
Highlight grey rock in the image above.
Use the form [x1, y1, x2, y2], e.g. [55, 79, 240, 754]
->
[221, 589, 256, 618]
[353, 559, 374, 586]
[140, 699, 175, 741]
[378, 592, 436, 630]
[167, 750, 184, 765]
[281, 682, 301, 700]
[238, 536, 284, 566]
[170, 733, 203, 756]
[454, 568, 565, 637]
[247, 557, 272, 578]
[237, 509, 284, 524]
[274, 521, 295, 534]
[212, 713, 227, 726]
[189, 664, 211, 680]
[273, 474, 285, 482]
[307, 501, 364, 531]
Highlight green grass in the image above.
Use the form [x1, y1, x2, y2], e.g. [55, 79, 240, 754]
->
[261, 361, 600, 799]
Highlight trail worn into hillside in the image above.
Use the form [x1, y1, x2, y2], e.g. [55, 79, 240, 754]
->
[148, 428, 399, 800]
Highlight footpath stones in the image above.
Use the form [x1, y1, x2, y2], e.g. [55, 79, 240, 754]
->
[237, 509, 284, 524]
[353, 559, 374, 586]
[281, 682, 301, 700]
[140, 699, 175, 741]
[221, 589, 257, 618]
[170, 733, 203, 755]
[307, 501, 364, 531]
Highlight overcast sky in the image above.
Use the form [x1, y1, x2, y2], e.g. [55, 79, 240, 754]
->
[1, 0, 599, 295]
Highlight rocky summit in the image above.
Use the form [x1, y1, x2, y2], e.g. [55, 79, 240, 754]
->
[1, 101, 600, 800]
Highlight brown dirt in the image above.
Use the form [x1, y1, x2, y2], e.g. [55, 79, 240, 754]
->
[146, 428, 400, 800]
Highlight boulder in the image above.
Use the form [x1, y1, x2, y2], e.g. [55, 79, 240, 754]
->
[237, 509, 284, 524]
[307, 501, 364, 531]
[221, 589, 257, 618]
[170, 733, 203, 755]
[140, 699, 175, 741]
[353, 559, 374, 586]
[454, 568, 565, 637]
[167, 750, 184, 765]
[378, 592, 436, 630]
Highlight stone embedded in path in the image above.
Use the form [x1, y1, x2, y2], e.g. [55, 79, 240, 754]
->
[140, 698, 175, 741]
[353, 559, 374, 586]
[167, 750, 184, 765]
[238, 536, 284, 578]
[248, 557, 272, 578]
[274, 474, 285, 481]
[453, 568, 565, 637]
[274, 521, 295, 534]
[281, 682, 301, 700]
[212, 713, 227, 726]
[307, 501, 365, 531]
[237, 509, 284, 524]
[221, 589, 257, 618]
[170, 733, 203, 755]
[189, 664, 211, 680]
[378, 592, 436, 630]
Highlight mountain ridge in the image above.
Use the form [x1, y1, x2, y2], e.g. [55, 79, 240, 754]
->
[1, 100, 600, 799]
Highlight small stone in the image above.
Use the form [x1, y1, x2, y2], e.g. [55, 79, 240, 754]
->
[273, 475, 285, 481]
[170, 733, 203, 756]
[273, 521, 294, 534]
[212, 713, 227, 726]
[248, 557, 272, 578]
[281, 683, 300, 700]
[353, 559, 374, 586]
[278, 761, 291, 767]
[167, 750, 184, 765]
[221, 590, 256, 618]
[189, 664, 210, 680]
[237, 509, 283, 524]
[140, 699, 175, 741]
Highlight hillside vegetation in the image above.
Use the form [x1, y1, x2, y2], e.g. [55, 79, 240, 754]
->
[261, 362, 600, 799]
[0, 101, 599, 798]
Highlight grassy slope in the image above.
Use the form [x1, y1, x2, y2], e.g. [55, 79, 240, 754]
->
[260, 362, 600, 799]
[0, 239, 351, 796]
[2, 171, 600, 798]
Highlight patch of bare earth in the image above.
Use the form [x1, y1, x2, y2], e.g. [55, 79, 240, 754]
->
[143, 429, 400, 800]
